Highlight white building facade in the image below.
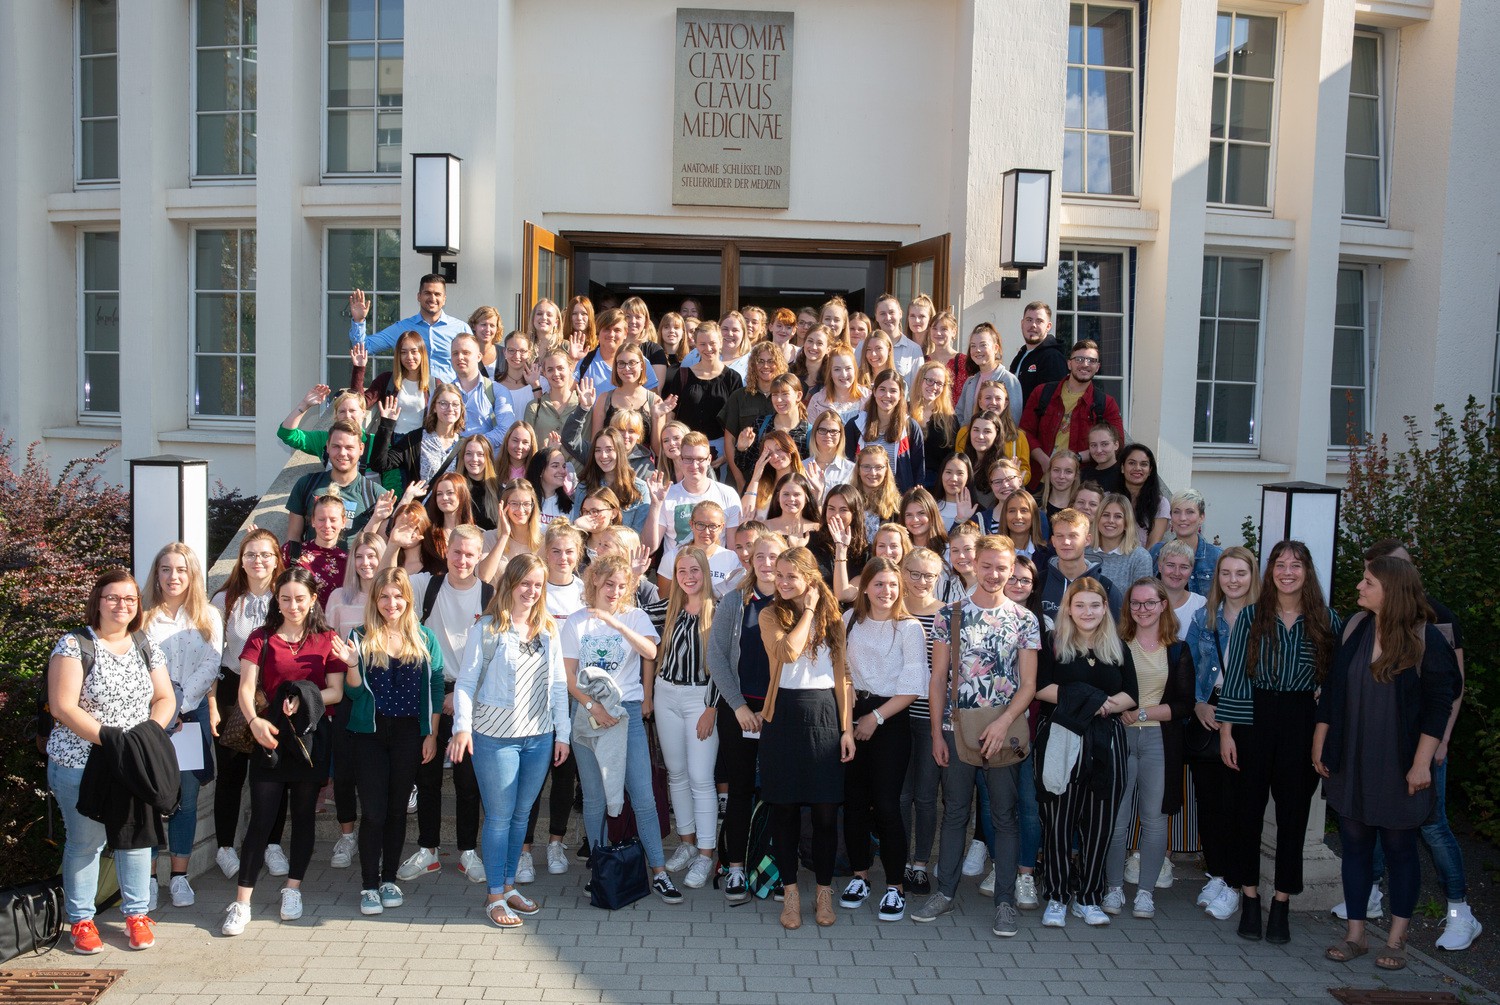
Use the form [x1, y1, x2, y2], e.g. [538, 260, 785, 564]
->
[1, 0, 1497, 544]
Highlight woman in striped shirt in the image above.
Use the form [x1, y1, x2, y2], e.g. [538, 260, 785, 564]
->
[448, 555, 571, 929]
[1217, 539, 1340, 946]
[646, 546, 720, 891]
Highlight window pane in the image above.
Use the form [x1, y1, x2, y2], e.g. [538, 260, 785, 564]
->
[83, 293, 119, 351]
[239, 230, 257, 289]
[377, 44, 404, 106]
[1194, 382, 1213, 441]
[327, 110, 375, 173]
[1086, 5, 1132, 67]
[80, 120, 119, 181]
[1331, 328, 1365, 386]
[1211, 385, 1256, 444]
[1345, 94, 1379, 156]
[1217, 259, 1263, 318]
[83, 231, 119, 289]
[329, 0, 377, 41]
[1343, 158, 1380, 218]
[328, 43, 376, 106]
[1213, 14, 1234, 74]
[198, 0, 239, 47]
[1066, 68, 1084, 129]
[1228, 79, 1273, 143]
[241, 112, 257, 174]
[196, 295, 238, 352]
[1233, 16, 1277, 79]
[329, 229, 373, 288]
[1330, 388, 1365, 443]
[196, 49, 235, 111]
[1334, 268, 1364, 328]
[239, 295, 256, 352]
[376, 110, 403, 172]
[195, 230, 237, 289]
[378, 0, 404, 39]
[80, 56, 118, 118]
[1224, 143, 1270, 206]
[1063, 132, 1084, 193]
[195, 356, 239, 416]
[1206, 142, 1224, 204]
[239, 356, 256, 415]
[1200, 258, 1220, 315]
[1068, 4, 1084, 63]
[1209, 76, 1227, 140]
[1350, 35, 1379, 95]
[1075, 253, 1122, 313]
[84, 353, 120, 413]
[1085, 133, 1131, 197]
[1197, 321, 1215, 380]
[81, 1, 117, 55]
[376, 228, 401, 289]
[1214, 321, 1260, 382]
[197, 113, 240, 175]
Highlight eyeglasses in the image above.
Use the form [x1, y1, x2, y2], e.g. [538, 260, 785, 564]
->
[581, 506, 613, 518]
[692, 521, 724, 533]
[680, 454, 710, 465]
[243, 551, 277, 562]
[1129, 599, 1162, 610]
[101, 594, 139, 606]
[506, 500, 535, 511]
[1009, 576, 1033, 587]
[921, 376, 945, 387]
[815, 427, 841, 437]
[1070, 356, 1101, 367]
[905, 571, 940, 582]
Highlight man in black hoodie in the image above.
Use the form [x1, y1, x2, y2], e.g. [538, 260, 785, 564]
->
[1009, 302, 1069, 404]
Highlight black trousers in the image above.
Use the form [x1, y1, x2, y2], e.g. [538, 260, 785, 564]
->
[330, 699, 359, 825]
[774, 802, 838, 887]
[1038, 720, 1126, 906]
[352, 715, 424, 890]
[1226, 689, 1318, 894]
[844, 697, 911, 884]
[523, 754, 579, 844]
[238, 774, 320, 887]
[213, 673, 285, 850]
[715, 696, 763, 864]
[1189, 756, 1234, 879]
[415, 708, 480, 851]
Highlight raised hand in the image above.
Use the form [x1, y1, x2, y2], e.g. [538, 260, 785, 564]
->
[647, 469, 671, 505]
[736, 426, 757, 452]
[400, 480, 429, 505]
[329, 634, 357, 667]
[300, 384, 331, 411]
[377, 395, 401, 422]
[545, 430, 562, 449]
[828, 513, 851, 548]
[577, 377, 597, 410]
[349, 289, 369, 324]
[568, 331, 587, 361]
[524, 360, 543, 386]
[804, 459, 825, 495]
[390, 521, 422, 549]
[958, 487, 977, 522]
[630, 543, 651, 580]
[370, 490, 396, 524]
[349, 343, 368, 370]
[653, 394, 679, 418]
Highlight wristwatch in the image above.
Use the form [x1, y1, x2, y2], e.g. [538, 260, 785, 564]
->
[584, 700, 595, 711]
[1136, 709, 1148, 724]
[872, 710, 885, 726]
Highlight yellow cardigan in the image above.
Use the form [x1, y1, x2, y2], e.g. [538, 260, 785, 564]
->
[757, 606, 853, 732]
[955, 426, 1031, 485]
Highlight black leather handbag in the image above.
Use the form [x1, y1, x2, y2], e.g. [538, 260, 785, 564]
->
[587, 837, 649, 911]
[0, 874, 64, 964]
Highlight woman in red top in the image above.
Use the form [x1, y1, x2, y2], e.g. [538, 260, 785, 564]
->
[222, 567, 354, 937]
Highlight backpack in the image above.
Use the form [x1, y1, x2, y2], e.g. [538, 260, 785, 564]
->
[1034, 379, 1105, 429]
[743, 798, 780, 900]
[34, 629, 154, 754]
[420, 573, 496, 625]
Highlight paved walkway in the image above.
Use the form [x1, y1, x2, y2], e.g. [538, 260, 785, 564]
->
[16, 844, 1493, 1005]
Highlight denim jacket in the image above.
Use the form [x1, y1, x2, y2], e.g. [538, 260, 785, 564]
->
[1185, 603, 1232, 704]
[451, 617, 570, 743]
[1150, 537, 1222, 598]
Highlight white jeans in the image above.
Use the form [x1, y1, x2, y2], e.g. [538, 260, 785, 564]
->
[653, 679, 720, 849]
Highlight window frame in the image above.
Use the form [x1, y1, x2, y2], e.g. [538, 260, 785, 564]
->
[322, 223, 402, 389]
[1328, 262, 1381, 450]
[1194, 252, 1269, 453]
[189, 227, 257, 424]
[1342, 29, 1388, 222]
[1207, 9, 1283, 212]
[77, 228, 121, 421]
[321, 0, 404, 180]
[190, 0, 258, 182]
[1056, 245, 1134, 425]
[75, 0, 119, 187]
[1063, 0, 1142, 201]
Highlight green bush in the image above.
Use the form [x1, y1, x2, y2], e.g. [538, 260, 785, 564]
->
[1332, 399, 1500, 839]
[0, 438, 130, 885]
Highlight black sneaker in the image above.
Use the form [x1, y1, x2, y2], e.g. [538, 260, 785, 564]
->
[723, 866, 749, 904]
[877, 887, 906, 922]
[840, 876, 870, 909]
[905, 865, 931, 896]
[576, 837, 591, 860]
[772, 881, 785, 903]
[652, 872, 684, 904]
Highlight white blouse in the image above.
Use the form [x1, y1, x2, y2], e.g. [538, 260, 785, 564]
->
[145, 605, 225, 712]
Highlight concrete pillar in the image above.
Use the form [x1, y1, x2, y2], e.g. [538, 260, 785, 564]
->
[1130, 0, 1218, 492]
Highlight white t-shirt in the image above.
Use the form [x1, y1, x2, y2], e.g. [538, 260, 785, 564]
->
[411, 572, 484, 682]
[546, 576, 586, 620]
[1173, 593, 1207, 641]
[560, 607, 660, 703]
[657, 480, 743, 569]
[707, 548, 743, 597]
[502, 382, 535, 422]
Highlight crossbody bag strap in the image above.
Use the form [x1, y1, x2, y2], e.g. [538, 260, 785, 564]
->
[948, 603, 963, 713]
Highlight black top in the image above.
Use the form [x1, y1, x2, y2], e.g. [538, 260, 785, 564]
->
[1037, 635, 1138, 715]
[1010, 337, 1069, 404]
[666, 366, 744, 441]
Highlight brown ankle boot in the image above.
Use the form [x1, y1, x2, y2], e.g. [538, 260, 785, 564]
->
[815, 886, 836, 927]
[779, 882, 802, 930]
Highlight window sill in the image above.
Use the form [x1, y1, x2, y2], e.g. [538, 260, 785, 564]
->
[159, 427, 256, 446]
[1190, 456, 1291, 475]
[44, 424, 121, 441]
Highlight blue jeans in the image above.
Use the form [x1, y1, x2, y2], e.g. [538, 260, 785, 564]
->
[49, 760, 154, 922]
[1368, 760, 1467, 902]
[166, 770, 201, 858]
[573, 701, 665, 868]
[470, 731, 554, 894]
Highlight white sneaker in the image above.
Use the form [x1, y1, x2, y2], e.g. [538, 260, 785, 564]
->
[1015, 873, 1038, 909]
[1331, 887, 1385, 921]
[546, 841, 569, 875]
[459, 849, 487, 884]
[216, 846, 239, 880]
[1102, 887, 1124, 916]
[979, 865, 996, 897]
[279, 887, 303, 921]
[1133, 890, 1156, 919]
[1077, 903, 1110, 926]
[221, 901, 251, 936]
[514, 850, 536, 884]
[406, 785, 418, 814]
[1206, 886, 1240, 921]
[1154, 858, 1175, 889]
[1436, 909, 1483, 952]
[264, 844, 290, 877]
[961, 839, 989, 877]
[170, 875, 195, 908]
[665, 843, 698, 873]
[1041, 899, 1067, 927]
[684, 856, 714, 890]
[1197, 875, 1227, 908]
[396, 847, 440, 881]
[378, 882, 403, 908]
[330, 832, 357, 869]
[147, 882, 159, 914]
[1123, 851, 1140, 885]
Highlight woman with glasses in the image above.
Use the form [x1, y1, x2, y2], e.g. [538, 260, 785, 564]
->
[909, 362, 957, 492]
[370, 382, 468, 491]
[897, 547, 947, 897]
[495, 480, 544, 562]
[722, 343, 790, 490]
[804, 410, 854, 502]
[591, 342, 665, 456]
[497, 332, 541, 420]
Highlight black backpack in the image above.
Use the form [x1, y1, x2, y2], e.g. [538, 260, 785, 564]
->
[1033, 379, 1106, 428]
[420, 574, 496, 625]
[34, 629, 153, 753]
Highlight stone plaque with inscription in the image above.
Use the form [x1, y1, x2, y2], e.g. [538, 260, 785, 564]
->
[673, 8, 794, 209]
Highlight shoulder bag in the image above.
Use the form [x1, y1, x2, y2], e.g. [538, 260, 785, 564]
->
[949, 604, 1030, 768]
[217, 638, 270, 755]
[0, 874, 64, 964]
[1183, 629, 1224, 762]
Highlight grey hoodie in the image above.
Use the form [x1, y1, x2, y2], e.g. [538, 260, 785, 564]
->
[570, 666, 628, 816]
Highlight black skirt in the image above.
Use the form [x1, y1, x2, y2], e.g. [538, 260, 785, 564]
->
[758, 688, 843, 805]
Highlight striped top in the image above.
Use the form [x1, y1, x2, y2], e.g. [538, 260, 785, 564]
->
[654, 606, 707, 688]
[907, 611, 938, 719]
[472, 634, 552, 738]
[1216, 602, 1342, 725]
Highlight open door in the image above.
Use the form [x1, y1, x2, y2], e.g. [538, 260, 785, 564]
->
[521, 221, 574, 324]
[886, 233, 951, 309]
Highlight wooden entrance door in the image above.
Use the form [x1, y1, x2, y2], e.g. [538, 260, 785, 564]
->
[885, 234, 951, 309]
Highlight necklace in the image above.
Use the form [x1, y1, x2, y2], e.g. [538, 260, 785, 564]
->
[279, 628, 309, 657]
[1136, 637, 1162, 653]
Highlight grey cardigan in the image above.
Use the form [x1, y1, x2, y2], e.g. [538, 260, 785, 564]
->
[707, 587, 756, 711]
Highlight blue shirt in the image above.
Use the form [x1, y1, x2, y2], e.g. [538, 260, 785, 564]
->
[1150, 536, 1222, 598]
[456, 375, 517, 450]
[350, 311, 471, 385]
[576, 354, 659, 394]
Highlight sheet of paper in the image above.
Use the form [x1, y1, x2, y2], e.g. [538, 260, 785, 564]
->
[171, 721, 204, 771]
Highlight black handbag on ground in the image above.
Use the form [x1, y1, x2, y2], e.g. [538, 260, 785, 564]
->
[0, 874, 64, 964]
[587, 837, 649, 911]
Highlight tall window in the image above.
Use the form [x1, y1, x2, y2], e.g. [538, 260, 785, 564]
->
[1343, 32, 1383, 219]
[80, 232, 120, 414]
[326, 227, 400, 390]
[195, 0, 258, 178]
[78, 0, 118, 183]
[1064, 3, 1137, 197]
[193, 229, 257, 418]
[1208, 11, 1278, 208]
[1330, 266, 1373, 445]
[1056, 248, 1130, 416]
[1196, 256, 1264, 446]
[326, 0, 403, 175]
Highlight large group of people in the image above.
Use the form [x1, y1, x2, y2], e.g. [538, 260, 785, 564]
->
[43, 280, 1479, 972]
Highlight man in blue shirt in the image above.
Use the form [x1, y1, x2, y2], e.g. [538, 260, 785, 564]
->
[1149, 488, 1221, 597]
[348, 274, 470, 384]
[450, 332, 515, 451]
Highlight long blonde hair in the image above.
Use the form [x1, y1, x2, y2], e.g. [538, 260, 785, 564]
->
[908, 360, 955, 438]
[359, 568, 429, 668]
[1052, 577, 1124, 664]
[143, 542, 217, 643]
[481, 554, 557, 639]
[665, 546, 716, 652]
[583, 552, 635, 612]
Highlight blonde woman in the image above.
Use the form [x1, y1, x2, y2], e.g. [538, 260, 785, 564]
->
[909, 361, 956, 485]
[449, 555, 571, 928]
[496, 479, 544, 561]
[351, 330, 432, 434]
[646, 547, 720, 890]
[1093, 493, 1153, 590]
[341, 568, 444, 916]
[143, 542, 224, 909]
[720, 310, 753, 379]
[819, 295, 850, 345]
[323, 529, 384, 868]
[806, 346, 868, 427]
[469, 306, 504, 378]
[852, 445, 901, 540]
[858, 331, 894, 387]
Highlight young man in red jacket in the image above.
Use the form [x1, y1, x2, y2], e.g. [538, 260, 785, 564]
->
[1018, 340, 1124, 484]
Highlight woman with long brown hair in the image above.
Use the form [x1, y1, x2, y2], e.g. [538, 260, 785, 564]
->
[1314, 557, 1459, 970]
[844, 368, 926, 493]
[1217, 539, 1340, 944]
[572, 427, 651, 533]
[758, 547, 855, 929]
